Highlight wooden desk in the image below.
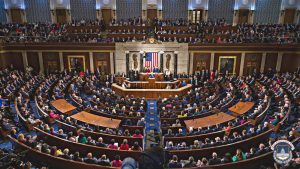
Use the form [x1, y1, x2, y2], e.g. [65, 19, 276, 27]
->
[139, 73, 164, 81]
[112, 84, 192, 99]
[9, 136, 120, 169]
[51, 99, 76, 116]
[108, 25, 148, 32]
[228, 101, 254, 117]
[168, 129, 273, 162]
[124, 80, 182, 89]
[156, 26, 196, 31]
[157, 34, 197, 39]
[107, 34, 146, 40]
[71, 111, 121, 129]
[115, 76, 126, 83]
[184, 112, 235, 129]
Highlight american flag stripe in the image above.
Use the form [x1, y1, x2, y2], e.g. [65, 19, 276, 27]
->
[145, 52, 158, 70]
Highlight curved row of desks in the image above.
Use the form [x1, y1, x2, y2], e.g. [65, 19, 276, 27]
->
[34, 127, 142, 160]
[35, 97, 143, 146]
[167, 129, 273, 160]
[9, 136, 118, 169]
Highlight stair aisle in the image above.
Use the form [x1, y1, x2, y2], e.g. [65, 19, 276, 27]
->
[144, 100, 161, 149]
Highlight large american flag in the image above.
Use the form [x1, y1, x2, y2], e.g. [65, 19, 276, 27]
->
[144, 52, 158, 70]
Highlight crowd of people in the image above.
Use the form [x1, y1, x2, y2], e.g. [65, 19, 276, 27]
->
[0, 65, 299, 169]
[0, 17, 299, 44]
[167, 131, 298, 168]
[14, 133, 125, 167]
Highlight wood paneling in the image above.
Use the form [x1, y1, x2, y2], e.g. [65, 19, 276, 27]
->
[244, 53, 262, 76]
[1, 52, 23, 70]
[56, 9, 67, 24]
[193, 53, 211, 73]
[102, 9, 112, 25]
[281, 53, 300, 73]
[284, 9, 296, 24]
[10, 9, 23, 23]
[238, 9, 249, 24]
[43, 52, 60, 74]
[63, 52, 90, 71]
[188, 44, 300, 52]
[11, 53, 24, 70]
[27, 52, 40, 72]
[0, 53, 6, 69]
[0, 43, 115, 51]
[214, 53, 242, 75]
[93, 52, 110, 74]
[147, 9, 157, 21]
[264, 53, 278, 72]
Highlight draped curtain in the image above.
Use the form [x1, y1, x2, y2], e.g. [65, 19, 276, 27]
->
[70, 0, 96, 21]
[116, 0, 142, 20]
[25, 0, 51, 23]
[162, 0, 188, 20]
[253, 0, 281, 24]
[208, 0, 235, 24]
[0, 0, 6, 23]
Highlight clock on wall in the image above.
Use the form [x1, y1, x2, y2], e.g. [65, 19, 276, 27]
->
[149, 37, 155, 44]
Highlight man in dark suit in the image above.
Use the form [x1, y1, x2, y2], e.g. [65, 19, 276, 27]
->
[95, 67, 101, 77]
[96, 137, 107, 147]
[168, 155, 182, 168]
[255, 143, 266, 156]
[84, 153, 98, 164]
[0, 95, 8, 107]
[98, 154, 111, 166]
[153, 66, 159, 73]
[208, 152, 221, 165]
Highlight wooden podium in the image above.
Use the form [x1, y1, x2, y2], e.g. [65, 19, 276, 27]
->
[139, 73, 164, 81]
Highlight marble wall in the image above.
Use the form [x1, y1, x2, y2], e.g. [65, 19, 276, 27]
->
[115, 42, 189, 74]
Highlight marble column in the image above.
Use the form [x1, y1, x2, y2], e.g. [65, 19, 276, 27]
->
[89, 52, 94, 73]
[260, 52, 266, 73]
[239, 52, 246, 76]
[110, 52, 114, 74]
[59, 52, 64, 72]
[22, 51, 28, 71]
[38, 52, 44, 74]
[189, 52, 194, 74]
[276, 52, 283, 72]
[210, 52, 215, 71]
